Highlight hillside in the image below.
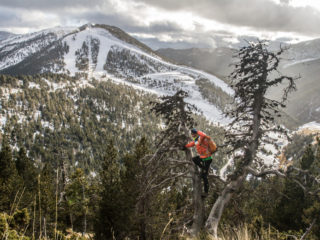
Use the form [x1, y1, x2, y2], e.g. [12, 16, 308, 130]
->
[0, 73, 227, 172]
[0, 24, 233, 125]
[0, 74, 158, 169]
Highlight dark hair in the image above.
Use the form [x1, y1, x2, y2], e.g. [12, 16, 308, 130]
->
[191, 128, 197, 134]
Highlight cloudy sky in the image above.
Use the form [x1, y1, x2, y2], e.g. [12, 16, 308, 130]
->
[1, 0, 320, 49]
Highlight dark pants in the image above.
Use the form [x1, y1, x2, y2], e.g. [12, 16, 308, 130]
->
[192, 156, 212, 193]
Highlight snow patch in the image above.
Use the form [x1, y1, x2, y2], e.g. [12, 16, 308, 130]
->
[0, 115, 6, 127]
[298, 121, 320, 132]
[42, 78, 67, 91]
[28, 82, 40, 89]
[283, 58, 319, 68]
[41, 120, 54, 131]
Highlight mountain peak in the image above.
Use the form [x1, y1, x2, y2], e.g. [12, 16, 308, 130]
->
[0, 24, 234, 124]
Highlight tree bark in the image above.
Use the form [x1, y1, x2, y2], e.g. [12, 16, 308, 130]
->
[138, 198, 147, 240]
[205, 81, 264, 237]
[186, 147, 205, 236]
[205, 175, 245, 237]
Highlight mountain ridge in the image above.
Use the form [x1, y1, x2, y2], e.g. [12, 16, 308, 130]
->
[0, 23, 233, 125]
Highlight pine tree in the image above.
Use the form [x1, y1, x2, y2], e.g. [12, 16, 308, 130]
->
[64, 168, 89, 233]
[151, 90, 205, 236]
[16, 147, 38, 208]
[95, 140, 127, 240]
[273, 177, 306, 231]
[301, 138, 320, 238]
[205, 40, 297, 237]
[270, 144, 316, 232]
[0, 138, 22, 212]
[38, 163, 56, 238]
[300, 144, 315, 170]
[124, 137, 150, 240]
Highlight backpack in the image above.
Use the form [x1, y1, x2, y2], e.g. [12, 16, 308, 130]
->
[207, 136, 217, 154]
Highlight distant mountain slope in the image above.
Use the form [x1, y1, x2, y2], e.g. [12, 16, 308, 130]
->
[156, 47, 235, 81]
[0, 31, 15, 41]
[282, 38, 320, 62]
[157, 40, 320, 125]
[0, 24, 233, 124]
[271, 58, 320, 123]
[0, 27, 73, 71]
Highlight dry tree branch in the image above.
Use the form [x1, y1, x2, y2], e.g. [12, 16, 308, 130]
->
[246, 166, 286, 178]
[300, 218, 316, 240]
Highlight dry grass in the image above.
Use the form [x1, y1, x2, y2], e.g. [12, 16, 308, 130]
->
[182, 224, 301, 240]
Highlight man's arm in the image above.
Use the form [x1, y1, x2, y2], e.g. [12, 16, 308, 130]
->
[185, 142, 195, 148]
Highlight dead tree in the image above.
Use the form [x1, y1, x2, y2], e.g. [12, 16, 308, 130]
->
[205, 40, 297, 237]
[150, 90, 206, 236]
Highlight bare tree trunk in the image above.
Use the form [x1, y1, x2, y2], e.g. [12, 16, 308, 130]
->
[185, 147, 205, 236]
[206, 91, 263, 237]
[82, 184, 87, 235]
[70, 213, 73, 231]
[55, 169, 59, 240]
[205, 175, 245, 237]
[300, 218, 316, 240]
[38, 174, 42, 240]
[181, 125, 205, 236]
[138, 200, 147, 240]
[32, 196, 36, 240]
[44, 217, 47, 240]
[191, 164, 205, 235]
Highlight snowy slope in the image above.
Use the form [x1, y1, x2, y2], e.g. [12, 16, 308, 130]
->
[284, 38, 320, 61]
[0, 24, 234, 124]
[296, 121, 320, 135]
[0, 27, 74, 70]
[65, 25, 233, 123]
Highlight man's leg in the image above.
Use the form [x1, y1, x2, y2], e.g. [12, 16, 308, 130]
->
[192, 156, 202, 168]
[201, 159, 212, 193]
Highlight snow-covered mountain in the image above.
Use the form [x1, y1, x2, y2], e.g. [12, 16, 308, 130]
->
[281, 38, 320, 65]
[0, 24, 233, 124]
[0, 31, 16, 41]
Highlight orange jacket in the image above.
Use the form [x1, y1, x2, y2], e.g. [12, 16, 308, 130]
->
[185, 131, 212, 159]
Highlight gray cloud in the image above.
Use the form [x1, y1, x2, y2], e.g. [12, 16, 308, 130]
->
[0, 0, 106, 10]
[60, 10, 184, 34]
[137, 37, 206, 50]
[135, 29, 241, 50]
[1, 0, 320, 49]
[135, 0, 320, 36]
[125, 22, 184, 36]
[0, 8, 19, 26]
[64, 12, 137, 30]
[280, 0, 291, 4]
[0, 7, 46, 29]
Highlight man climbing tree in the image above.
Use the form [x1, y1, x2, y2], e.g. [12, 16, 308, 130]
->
[185, 128, 216, 197]
[151, 90, 207, 236]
